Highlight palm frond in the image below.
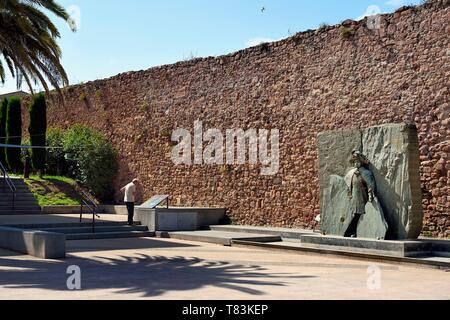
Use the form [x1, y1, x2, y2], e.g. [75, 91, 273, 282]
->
[0, 0, 71, 98]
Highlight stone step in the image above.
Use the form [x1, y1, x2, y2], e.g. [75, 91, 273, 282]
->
[38, 225, 148, 234]
[299, 234, 434, 258]
[5, 221, 136, 229]
[0, 192, 35, 197]
[208, 225, 315, 240]
[231, 240, 450, 269]
[0, 179, 27, 184]
[0, 194, 37, 200]
[0, 177, 26, 182]
[0, 203, 39, 208]
[0, 187, 32, 192]
[0, 199, 38, 204]
[0, 184, 33, 190]
[0, 205, 41, 212]
[0, 180, 29, 185]
[156, 230, 282, 246]
[0, 210, 43, 215]
[0, 206, 41, 211]
[0, 187, 33, 192]
[66, 231, 155, 241]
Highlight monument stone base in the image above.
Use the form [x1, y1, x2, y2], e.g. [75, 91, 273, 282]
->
[300, 234, 450, 258]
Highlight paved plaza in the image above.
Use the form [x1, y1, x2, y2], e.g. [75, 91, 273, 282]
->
[0, 237, 449, 300]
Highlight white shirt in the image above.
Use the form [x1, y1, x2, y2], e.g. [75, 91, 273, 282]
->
[124, 182, 136, 203]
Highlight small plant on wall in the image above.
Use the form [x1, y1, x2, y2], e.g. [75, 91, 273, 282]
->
[339, 26, 353, 39]
[319, 22, 330, 30]
[79, 91, 87, 102]
[94, 90, 102, 100]
[220, 164, 232, 174]
[141, 101, 150, 113]
[260, 42, 270, 53]
[159, 125, 174, 144]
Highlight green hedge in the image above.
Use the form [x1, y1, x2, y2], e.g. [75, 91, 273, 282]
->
[28, 93, 47, 173]
[0, 98, 8, 166]
[5, 97, 23, 172]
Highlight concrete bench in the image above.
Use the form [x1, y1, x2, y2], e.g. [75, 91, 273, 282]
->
[0, 227, 66, 259]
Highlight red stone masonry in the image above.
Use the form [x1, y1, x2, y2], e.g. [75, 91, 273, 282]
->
[22, 0, 450, 237]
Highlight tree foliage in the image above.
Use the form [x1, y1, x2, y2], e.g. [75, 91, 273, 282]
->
[45, 127, 66, 175]
[5, 97, 23, 172]
[56, 125, 118, 200]
[28, 93, 47, 172]
[0, 98, 8, 166]
[0, 0, 72, 96]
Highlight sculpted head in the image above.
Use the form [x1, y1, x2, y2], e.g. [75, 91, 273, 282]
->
[350, 150, 370, 168]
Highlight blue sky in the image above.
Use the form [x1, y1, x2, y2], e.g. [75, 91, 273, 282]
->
[0, 0, 422, 94]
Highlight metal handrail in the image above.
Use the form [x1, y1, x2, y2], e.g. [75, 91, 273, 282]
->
[0, 161, 16, 210]
[79, 189, 100, 233]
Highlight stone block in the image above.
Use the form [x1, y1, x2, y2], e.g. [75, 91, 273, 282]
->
[135, 207, 198, 231]
[300, 234, 432, 257]
[362, 123, 423, 239]
[0, 227, 66, 259]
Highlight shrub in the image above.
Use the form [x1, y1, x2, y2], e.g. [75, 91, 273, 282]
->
[319, 22, 330, 30]
[5, 97, 23, 172]
[28, 93, 47, 174]
[0, 98, 8, 166]
[79, 92, 87, 102]
[339, 26, 353, 39]
[20, 139, 32, 176]
[260, 42, 270, 53]
[63, 125, 118, 200]
[140, 101, 150, 113]
[46, 128, 67, 175]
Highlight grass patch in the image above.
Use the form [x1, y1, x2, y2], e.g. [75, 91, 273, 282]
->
[23, 175, 82, 206]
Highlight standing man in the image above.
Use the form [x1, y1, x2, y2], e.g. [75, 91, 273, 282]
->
[120, 178, 140, 226]
[344, 151, 376, 238]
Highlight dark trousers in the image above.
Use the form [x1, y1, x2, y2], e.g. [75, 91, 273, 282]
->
[125, 202, 135, 225]
[345, 214, 362, 237]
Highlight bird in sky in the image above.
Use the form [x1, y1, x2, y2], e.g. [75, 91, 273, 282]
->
[261, 6, 266, 13]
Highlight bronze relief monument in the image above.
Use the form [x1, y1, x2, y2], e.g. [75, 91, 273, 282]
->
[318, 123, 423, 241]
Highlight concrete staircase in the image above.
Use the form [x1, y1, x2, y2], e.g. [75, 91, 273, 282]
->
[0, 177, 41, 214]
[12, 220, 154, 240]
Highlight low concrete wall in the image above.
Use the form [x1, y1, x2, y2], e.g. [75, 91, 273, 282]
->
[428, 239, 450, 258]
[0, 227, 66, 259]
[135, 207, 226, 231]
[100, 205, 128, 215]
[43, 206, 86, 214]
[42, 205, 129, 215]
[135, 209, 197, 232]
[135, 209, 156, 231]
[196, 208, 226, 227]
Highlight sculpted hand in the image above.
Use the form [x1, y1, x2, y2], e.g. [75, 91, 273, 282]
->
[368, 189, 374, 203]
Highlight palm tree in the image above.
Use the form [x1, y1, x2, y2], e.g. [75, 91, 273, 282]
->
[0, 0, 72, 96]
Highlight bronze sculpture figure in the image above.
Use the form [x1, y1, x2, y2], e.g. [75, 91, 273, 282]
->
[344, 150, 376, 237]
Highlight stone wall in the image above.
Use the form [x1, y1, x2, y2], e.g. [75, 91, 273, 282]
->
[23, 0, 449, 237]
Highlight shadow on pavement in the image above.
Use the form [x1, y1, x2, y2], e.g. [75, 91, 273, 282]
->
[66, 237, 199, 253]
[0, 252, 316, 297]
[0, 249, 22, 258]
